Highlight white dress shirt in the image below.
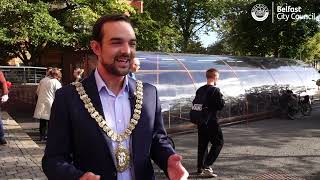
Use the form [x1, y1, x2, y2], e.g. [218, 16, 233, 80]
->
[95, 69, 132, 180]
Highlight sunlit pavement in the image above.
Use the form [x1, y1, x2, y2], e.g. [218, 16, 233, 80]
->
[0, 112, 45, 179]
[1, 108, 320, 180]
[156, 107, 320, 179]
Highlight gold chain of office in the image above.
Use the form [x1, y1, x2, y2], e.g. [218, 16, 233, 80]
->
[72, 81, 144, 142]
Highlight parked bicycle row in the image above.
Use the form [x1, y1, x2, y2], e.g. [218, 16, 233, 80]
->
[163, 84, 317, 126]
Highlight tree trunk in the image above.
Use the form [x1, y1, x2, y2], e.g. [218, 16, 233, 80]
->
[274, 48, 279, 58]
[182, 36, 189, 52]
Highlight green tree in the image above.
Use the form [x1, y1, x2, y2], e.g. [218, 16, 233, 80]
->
[0, 0, 70, 65]
[144, 0, 231, 53]
[173, 0, 225, 52]
[207, 39, 234, 55]
[217, 0, 320, 58]
[131, 12, 181, 52]
[51, 0, 134, 50]
[301, 32, 320, 64]
[142, 0, 181, 52]
[0, 0, 134, 65]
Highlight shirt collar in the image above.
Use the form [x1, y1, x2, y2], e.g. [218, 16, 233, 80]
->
[94, 69, 129, 96]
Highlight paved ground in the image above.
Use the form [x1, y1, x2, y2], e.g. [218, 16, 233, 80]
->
[8, 112, 46, 150]
[1, 108, 320, 179]
[159, 108, 320, 180]
[0, 112, 45, 180]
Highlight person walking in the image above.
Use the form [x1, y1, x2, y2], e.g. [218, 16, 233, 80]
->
[0, 70, 9, 145]
[34, 67, 52, 140]
[33, 68, 62, 141]
[128, 58, 140, 80]
[42, 14, 188, 180]
[196, 68, 225, 177]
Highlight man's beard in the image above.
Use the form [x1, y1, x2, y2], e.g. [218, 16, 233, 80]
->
[103, 53, 134, 76]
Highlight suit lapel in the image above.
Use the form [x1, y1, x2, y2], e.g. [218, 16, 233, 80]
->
[81, 72, 115, 162]
[82, 72, 104, 117]
[128, 78, 136, 116]
[128, 78, 137, 169]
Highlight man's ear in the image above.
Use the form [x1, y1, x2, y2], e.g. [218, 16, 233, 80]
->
[90, 40, 101, 56]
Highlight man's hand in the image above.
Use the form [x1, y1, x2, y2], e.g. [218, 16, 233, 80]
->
[1, 94, 8, 103]
[79, 172, 100, 180]
[167, 154, 189, 180]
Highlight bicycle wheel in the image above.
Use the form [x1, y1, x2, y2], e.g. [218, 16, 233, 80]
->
[287, 106, 299, 120]
[301, 103, 312, 116]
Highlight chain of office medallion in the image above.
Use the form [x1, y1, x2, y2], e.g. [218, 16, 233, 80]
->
[72, 81, 143, 142]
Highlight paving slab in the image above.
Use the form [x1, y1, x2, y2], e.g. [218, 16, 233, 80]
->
[0, 112, 46, 180]
[1, 108, 320, 180]
[159, 108, 320, 179]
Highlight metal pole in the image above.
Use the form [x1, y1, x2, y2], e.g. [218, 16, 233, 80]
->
[34, 68, 36, 83]
[168, 105, 171, 129]
[23, 67, 26, 84]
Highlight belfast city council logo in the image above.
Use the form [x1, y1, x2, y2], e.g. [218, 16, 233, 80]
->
[251, 4, 269, 21]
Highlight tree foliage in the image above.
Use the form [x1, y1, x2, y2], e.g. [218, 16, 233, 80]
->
[144, 0, 231, 53]
[0, 0, 70, 65]
[130, 12, 180, 52]
[301, 32, 320, 63]
[217, 0, 320, 60]
[58, 0, 134, 49]
[2, 0, 319, 66]
[207, 39, 234, 55]
[0, 0, 133, 65]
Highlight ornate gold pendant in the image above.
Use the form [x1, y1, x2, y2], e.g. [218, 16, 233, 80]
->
[115, 144, 130, 172]
[72, 80, 143, 173]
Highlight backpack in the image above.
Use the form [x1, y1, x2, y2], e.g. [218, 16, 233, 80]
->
[189, 86, 216, 125]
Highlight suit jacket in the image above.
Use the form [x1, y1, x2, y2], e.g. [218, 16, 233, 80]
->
[42, 72, 175, 180]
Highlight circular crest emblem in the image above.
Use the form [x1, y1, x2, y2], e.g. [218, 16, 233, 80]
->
[251, 4, 269, 21]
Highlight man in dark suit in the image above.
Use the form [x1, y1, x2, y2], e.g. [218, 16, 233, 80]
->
[42, 14, 188, 180]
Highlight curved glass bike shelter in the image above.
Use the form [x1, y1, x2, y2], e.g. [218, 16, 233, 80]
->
[135, 51, 320, 129]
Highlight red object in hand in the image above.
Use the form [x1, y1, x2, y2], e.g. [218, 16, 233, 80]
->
[6, 81, 12, 89]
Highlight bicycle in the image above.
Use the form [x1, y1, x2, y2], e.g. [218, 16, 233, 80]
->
[287, 91, 312, 120]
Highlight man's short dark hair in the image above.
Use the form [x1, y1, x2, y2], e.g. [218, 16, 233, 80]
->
[92, 14, 132, 43]
[206, 68, 219, 79]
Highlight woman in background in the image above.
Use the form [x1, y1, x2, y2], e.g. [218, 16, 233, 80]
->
[33, 68, 62, 141]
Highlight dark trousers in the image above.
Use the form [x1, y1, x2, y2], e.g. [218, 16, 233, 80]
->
[39, 119, 48, 140]
[197, 120, 224, 170]
[0, 115, 4, 140]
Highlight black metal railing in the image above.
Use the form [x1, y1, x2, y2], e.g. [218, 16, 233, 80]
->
[0, 66, 47, 84]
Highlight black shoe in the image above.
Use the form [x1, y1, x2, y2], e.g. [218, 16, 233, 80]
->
[0, 138, 7, 145]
